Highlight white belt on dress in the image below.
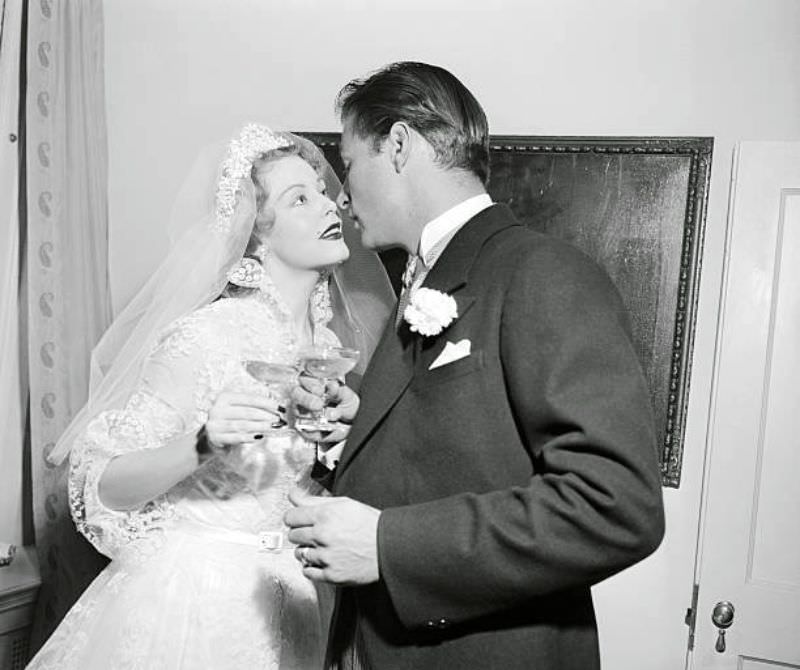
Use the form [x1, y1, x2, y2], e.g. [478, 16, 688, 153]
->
[177, 522, 288, 553]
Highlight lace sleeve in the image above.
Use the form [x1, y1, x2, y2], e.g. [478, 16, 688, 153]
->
[68, 313, 219, 559]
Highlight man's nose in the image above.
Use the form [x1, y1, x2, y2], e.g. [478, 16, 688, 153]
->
[336, 188, 350, 211]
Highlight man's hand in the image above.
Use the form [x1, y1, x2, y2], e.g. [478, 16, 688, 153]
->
[285, 490, 380, 585]
[291, 376, 360, 443]
[205, 388, 281, 448]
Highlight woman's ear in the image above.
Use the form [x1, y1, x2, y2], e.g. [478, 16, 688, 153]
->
[387, 122, 412, 174]
[253, 208, 274, 237]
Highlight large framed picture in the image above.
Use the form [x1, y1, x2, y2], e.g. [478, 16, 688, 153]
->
[301, 133, 713, 488]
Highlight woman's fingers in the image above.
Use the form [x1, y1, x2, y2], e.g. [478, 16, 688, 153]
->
[208, 418, 274, 432]
[223, 392, 281, 413]
[222, 419, 275, 433]
[211, 391, 282, 419]
[206, 417, 277, 446]
[214, 406, 281, 421]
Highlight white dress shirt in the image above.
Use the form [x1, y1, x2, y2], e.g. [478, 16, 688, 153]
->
[418, 193, 494, 270]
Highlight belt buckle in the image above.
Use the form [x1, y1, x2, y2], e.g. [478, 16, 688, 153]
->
[257, 531, 284, 553]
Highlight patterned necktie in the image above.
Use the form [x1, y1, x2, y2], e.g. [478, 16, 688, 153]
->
[395, 254, 425, 327]
[395, 229, 460, 328]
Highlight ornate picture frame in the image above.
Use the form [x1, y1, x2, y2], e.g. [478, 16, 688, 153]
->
[301, 132, 713, 488]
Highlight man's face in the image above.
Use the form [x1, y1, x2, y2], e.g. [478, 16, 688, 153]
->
[337, 118, 403, 251]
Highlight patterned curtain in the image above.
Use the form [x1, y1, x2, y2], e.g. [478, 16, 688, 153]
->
[25, 0, 112, 653]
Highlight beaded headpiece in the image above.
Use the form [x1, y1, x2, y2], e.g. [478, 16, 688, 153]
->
[213, 123, 293, 233]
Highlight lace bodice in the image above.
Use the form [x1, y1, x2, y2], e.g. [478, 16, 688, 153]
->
[69, 295, 338, 560]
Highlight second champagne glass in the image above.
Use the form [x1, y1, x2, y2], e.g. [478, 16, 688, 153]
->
[294, 345, 360, 433]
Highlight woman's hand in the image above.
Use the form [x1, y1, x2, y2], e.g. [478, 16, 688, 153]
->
[205, 388, 282, 448]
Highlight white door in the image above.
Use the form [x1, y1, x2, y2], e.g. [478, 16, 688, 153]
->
[691, 142, 800, 669]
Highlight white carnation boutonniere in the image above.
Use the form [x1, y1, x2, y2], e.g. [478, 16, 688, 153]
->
[403, 288, 458, 336]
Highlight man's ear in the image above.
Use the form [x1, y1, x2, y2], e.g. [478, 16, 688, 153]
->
[386, 122, 412, 174]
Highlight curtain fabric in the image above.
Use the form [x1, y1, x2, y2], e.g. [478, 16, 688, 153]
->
[25, 0, 112, 652]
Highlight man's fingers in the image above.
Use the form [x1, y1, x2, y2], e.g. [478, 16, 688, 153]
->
[317, 422, 350, 444]
[291, 386, 324, 411]
[284, 506, 317, 528]
[325, 407, 344, 422]
[294, 545, 326, 564]
[285, 493, 336, 527]
[297, 374, 325, 394]
[288, 527, 317, 546]
[288, 489, 332, 507]
[324, 379, 343, 396]
[300, 566, 328, 582]
[294, 423, 342, 442]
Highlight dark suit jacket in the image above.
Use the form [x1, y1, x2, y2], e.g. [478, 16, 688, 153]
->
[326, 204, 665, 670]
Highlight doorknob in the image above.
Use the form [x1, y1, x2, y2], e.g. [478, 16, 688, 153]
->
[711, 601, 735, 652]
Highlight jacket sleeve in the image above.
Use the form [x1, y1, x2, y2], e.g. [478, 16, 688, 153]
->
[377, 242, 665, 629]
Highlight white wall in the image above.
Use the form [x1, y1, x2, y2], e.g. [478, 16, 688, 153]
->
[103, 1, 800, 667]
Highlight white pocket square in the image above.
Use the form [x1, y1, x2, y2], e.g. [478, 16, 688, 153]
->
[429, 339, 471, 370]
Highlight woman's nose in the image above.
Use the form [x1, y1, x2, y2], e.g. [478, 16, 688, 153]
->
[323, 195, 337, 216]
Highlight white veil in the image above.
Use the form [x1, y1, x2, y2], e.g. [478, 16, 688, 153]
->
[48, 125, 394, 465]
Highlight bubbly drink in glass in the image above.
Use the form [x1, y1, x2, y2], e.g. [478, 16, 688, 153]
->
[294, 346, 360, 433]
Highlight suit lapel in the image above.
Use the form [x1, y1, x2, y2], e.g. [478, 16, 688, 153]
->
[336, 304, 414, 474]
[336, 204, 521, 476]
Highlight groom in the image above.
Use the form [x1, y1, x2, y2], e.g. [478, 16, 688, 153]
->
[286, 62, 665, 669]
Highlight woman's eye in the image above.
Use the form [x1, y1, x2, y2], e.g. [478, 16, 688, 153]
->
[294, 194, 308, 206]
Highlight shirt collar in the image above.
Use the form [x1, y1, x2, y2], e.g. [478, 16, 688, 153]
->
[418, 193, 493, 264]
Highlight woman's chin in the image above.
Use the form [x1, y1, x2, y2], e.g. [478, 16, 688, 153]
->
[324, 242, 350, 266]
[306, 246, 350, 271]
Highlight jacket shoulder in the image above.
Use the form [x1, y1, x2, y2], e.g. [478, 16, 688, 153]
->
[484, 224, 611, 287]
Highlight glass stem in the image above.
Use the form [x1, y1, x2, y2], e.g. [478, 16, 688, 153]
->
[320, 380, 331, 422]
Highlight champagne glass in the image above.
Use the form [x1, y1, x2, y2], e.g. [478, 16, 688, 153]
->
[294, 346, 360, 433]
[231, 359, 299, 491]
[242, 359, 298, 434]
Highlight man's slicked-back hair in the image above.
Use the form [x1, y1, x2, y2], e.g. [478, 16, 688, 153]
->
[336, 62, 490, 185]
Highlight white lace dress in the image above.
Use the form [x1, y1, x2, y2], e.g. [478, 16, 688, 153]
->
[28, 295, 336, 670]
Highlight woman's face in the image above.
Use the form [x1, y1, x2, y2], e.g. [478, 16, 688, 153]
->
[258, 155, 349, 270]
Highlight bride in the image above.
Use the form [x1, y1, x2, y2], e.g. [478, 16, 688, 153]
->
[27, 124, 394, 669]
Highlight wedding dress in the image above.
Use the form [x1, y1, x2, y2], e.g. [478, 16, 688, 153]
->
[28, 294, 338, 669]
